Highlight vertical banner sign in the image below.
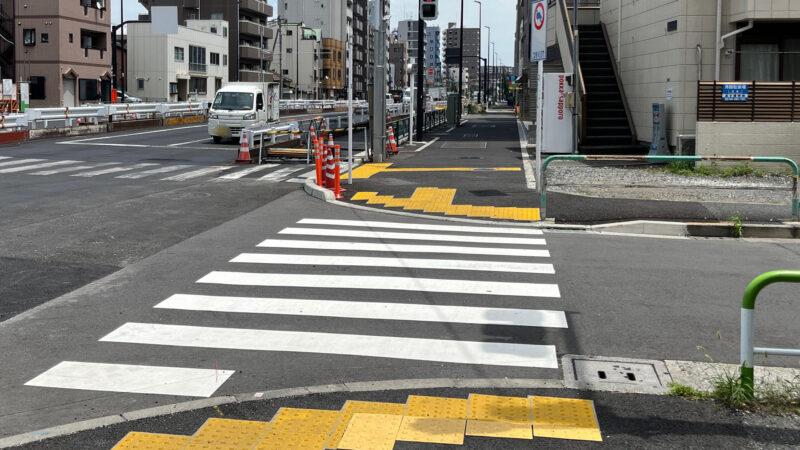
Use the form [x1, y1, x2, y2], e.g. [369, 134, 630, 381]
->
[530, 0, 546, 62]
[542, 73, 574, 153]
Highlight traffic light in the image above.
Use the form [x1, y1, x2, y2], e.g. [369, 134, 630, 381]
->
[421, 0, 438, 20]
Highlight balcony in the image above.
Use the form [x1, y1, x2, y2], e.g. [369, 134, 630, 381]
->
[238, 20, 273, 39]
[239, 70, 280, 83]
[182, 0, 199, 8]
[239, 44, 271, 61]
[240, 0, 272, 18]
[189, 63, 206, 73]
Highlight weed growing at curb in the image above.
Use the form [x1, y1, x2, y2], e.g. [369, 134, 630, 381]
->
[729, 215, 743, 238]
[667, 382, 712, 400]
[661, 161, 766, 178]
[670, 374, 800, 415]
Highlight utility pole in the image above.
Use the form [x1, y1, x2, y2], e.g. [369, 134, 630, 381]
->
[372, 0, 387, 163]
[416, 6, 425, 141]
[347, 34, 354, 184]
[572, 0, 580, 154]
[457, 0, 464, 123]
[474, 1, 481, 105]
[484, 26, 490, 109]
[278, 19, 284, 100]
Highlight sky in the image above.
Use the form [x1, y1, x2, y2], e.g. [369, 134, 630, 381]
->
[112, 0, 515, 66]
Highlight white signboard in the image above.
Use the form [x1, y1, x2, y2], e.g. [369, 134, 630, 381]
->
[541, 73, 573, 154]
[2, 79, 12, 96]
[152, 6, 178, 35]
[530, 0, 546, 62]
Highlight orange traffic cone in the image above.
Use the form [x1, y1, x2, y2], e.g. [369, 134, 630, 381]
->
[326, 144, 335, 189]
[236, 131, 252, 164]
[314, 140, 323, 187]
[309, 125, 317, 145]
[333, 144, 344, 199]
[328, 132, 335, 150]
[388, 127, 397, 154]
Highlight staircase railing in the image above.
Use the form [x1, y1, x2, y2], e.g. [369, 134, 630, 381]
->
[557, 0, 587, 142]
[600, 22, 636, 144]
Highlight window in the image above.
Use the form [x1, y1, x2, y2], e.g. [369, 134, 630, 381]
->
[189, 45, 206, 72]
[137, 78, 144, 90]
[210, 25, 217, 34]
[223, 27, 227, 38]
[79, 78, 99, 101]
[174, 47, 184, 61]
[282, 69, 289, 75]
[189, 77, 207, 94]
[23, 29, 35, 46]
[256, 93, 264, 110]
[286, 30, 293, 36]
[210, 13, 223, 20]
[169, 82, 178, 95]
[69, 33, 73, 43]
[41, 33, 49, 43]
[223, 54, 228, 66]
[287, 48, 292, 53]
[210, 52, 220, 65]
[29, 76, 45, 99]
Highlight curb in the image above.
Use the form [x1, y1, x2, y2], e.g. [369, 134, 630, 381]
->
[0, 378, 564, 447]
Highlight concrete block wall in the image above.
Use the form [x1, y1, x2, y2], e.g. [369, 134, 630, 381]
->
[696, 122, 800, 168]
[729, 0, 800, 21]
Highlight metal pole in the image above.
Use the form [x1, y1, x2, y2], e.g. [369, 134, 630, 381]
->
[278, 20, 283, 100]
[485, 26, 490, 109]
[296, 25, 300, 99]
[572, 0, 580, 154]
[457, 0, 464, 124]
[372, 0, 387, 163]
[347, 35, 354, 185]
[120, 0, 125, 99]
[409, 65, 415, 145]
[536, 59, 543, 192]
[416, 8, 425, 141]
[475, 1, 481, 105]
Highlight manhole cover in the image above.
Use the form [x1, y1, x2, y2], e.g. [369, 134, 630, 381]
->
[470, 189, 507, 197]
[442, 142, 487, 149]
[562, 355, 672, 394]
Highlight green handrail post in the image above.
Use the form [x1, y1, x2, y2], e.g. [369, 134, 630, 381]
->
[740, 270, 800, 400]
[537, 155, 799, 221]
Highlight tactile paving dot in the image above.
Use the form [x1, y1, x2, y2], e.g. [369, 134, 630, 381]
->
[530, 396, 602, 442]
[254, 408, 340, 450]
[112, 432, 190, 449]
[404, 395, 468, 419]
[189, 418, 270, 447]
[337, 413, 403, 450]
[468, 394, 532, 423]
[327, 401, 405, 448]
[395, 417, 466, 445]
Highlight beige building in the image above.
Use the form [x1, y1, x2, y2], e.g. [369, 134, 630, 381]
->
[14, 0, 111, 107]
[321, 38, 344, 99]
[267, 23, 321, 100]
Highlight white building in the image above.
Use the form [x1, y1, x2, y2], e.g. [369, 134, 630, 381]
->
[267, 23, 321, 100]
[127, 20, 230, 103]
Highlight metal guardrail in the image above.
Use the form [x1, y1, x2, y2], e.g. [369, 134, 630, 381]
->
[0, 113, 28, 130]
[538, 155, 800, 221]
[279, 100, 369, 111]
[740, 270, 800, 400]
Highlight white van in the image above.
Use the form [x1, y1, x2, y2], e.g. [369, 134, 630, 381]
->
[208, 82, 279, 143]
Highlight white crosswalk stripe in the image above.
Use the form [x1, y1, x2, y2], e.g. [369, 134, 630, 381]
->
[25, 217, 567, 397]
[0, 158, 45, 168]
[257, 166, 305, 181]
[217, 164, 278, 179]
[30, 162, 117, 175]
[116, 164, 195, 179]
[161, 165, 234, 181]
[71, 163, 158, 177]
[0, 160, 80, 173]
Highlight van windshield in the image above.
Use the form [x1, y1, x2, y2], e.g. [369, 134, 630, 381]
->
[212, 92, 254, 111]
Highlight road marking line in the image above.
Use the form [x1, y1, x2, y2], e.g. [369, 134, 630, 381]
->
[0, 158, 45, 168]
[167, 138, 211, 147]
[161, 166, 233, 181]
[56, 142, 152, 148]
[257, 239, 550, 257]
[61, 124, 207, 143]
[0, 160, 80, 173]
[258, 166, 305, 181]
[0, 156, 10, 160]
[25, 361, 234, 397]
[217, 164, 277, 180]
[382, 167, 520, 172]
[70, 163, 158, 177]
[116, 165, 195, 179]
[517, 119, 536, 190]
[278, 227, 546, 245]
[197, 271, 561, 298]
[100, 323, 559, 368]
[232, 253, 555, 274]
[297, 218, 543, 235]
[155, 294, 568, 328]
[414, 137, 440, 152]
[29, 162, 117, 175]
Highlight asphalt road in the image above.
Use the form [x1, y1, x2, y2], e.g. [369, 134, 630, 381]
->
[1, 190, 798, 439]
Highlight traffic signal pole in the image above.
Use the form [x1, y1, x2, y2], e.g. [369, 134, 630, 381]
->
[457, 0, 464, 124]
[416, 12, 425, 141]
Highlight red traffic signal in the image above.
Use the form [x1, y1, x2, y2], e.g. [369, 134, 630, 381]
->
[421, 0, 438, 20]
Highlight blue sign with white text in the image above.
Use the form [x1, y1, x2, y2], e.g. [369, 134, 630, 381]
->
[721, 83, 749, 102]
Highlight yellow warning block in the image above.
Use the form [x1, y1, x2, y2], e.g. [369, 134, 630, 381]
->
[337, 413, 403, 450]
[351, 191, 378, 201]
[395, 417, 466, 445]
[366, 195, 393, 205]
[466, 394, 533, 440]
[491, 207, 519, 220]
[384, 197, 411, 208]
[467, 206, 495, 218]
[254, 408, 340, 450]
[404, 395, 468, 419]
[112, 432, 190, 449]
[423, 202, 451, 213]
[444, 204, 472, 216]
[326, 401, 405, 449]
[514, 208, 541, 221]
[347, 163, 392, 179]
[188, 418, 270, 448]
[403, 201, 430, 211]
[410, 187, 440, 199]
[530, 396, 602, 442]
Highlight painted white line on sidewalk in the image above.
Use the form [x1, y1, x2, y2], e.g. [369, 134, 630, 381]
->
[71, 163, 158, 177]
[162, 166, 232, 181]
[156, 294, 568, 328]
[168, 138, 211, 147]
[60, 125, 207, 143]
[0, 160, 80, 173]
[278, 227, 546, 246]
[0, 158, 45, 168]
[257, 239, 551, 258]
[100, 323, 559, 368]
[217, 164, 277, 180]
[30, 162, 116, 175]
[197, 271, 561, 298]
[445, 126, 456, 133]
[297, 218, 544, 235]
[258, 166, 304, 181]
[517, 119, 536, 190]
[414, 137, 440, 152]
[116, 165, 194, 179]
[232, 253, 555, 274]
[25, 361, 234, 397]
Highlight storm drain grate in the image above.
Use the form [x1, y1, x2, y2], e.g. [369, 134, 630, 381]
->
[562, 355, 673, 394]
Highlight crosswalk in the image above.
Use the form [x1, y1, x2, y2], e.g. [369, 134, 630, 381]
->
[0, 156, 317, 183]
[25, 218, 566, 398]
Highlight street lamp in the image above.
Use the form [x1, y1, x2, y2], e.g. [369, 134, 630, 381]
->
[407, 62, 415, 145]
[474, 0, 481, 105]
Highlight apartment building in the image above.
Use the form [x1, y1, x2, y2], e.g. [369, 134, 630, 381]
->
[397, 20, 421, 75]
[425, 26, 441, 87]
[267, 23, 321, 99]
[389, 38, 409, 89]
[352, 0, 368, 99]
[321, 38, 345, 98]
[11, 0, 111, 107]
[127, 20, 228, 103]
[445, 23, 480, 93]
[138, 0, 274, 83]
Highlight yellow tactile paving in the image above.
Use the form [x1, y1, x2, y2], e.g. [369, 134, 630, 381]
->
[254, 408, 340, 450]
[402, 201, 430, 211]
[346, 163, 392, 179]
[384, 197, 411, 208]
[444, 204, 473, 216]
[365, 195, 393, 205]
[112, 432, 190, 449]
[382, 167, 521, 173]
[491, 207, 519, 220]
[466, 394, 533, 440]
[467, 206, 496, 218]
[530, 396, 603, 442]
[423, 202, 452, 213]
[514, 208, 541, 221]
[350, 191, 377, 201]
[395, 417, 466, 445]
[326, 401, 405, 449]
[336, 413, 403, 450]
[404, 395, 468, 419]
[188, 418, 270, 448]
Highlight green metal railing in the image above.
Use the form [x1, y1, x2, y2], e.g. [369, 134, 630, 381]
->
[740, 270, 800, 399]
[539, 155, 800, 221]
